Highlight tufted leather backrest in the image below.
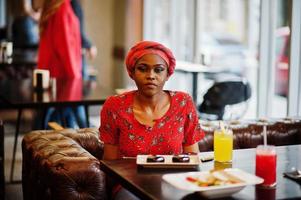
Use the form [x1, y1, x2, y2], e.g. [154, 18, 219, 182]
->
[198, 119, 301, 152]
[22, 128, 106, 200]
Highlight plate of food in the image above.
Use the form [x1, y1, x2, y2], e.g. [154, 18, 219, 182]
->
[136, 154, 201, 169]
[162, 168, 263, 198]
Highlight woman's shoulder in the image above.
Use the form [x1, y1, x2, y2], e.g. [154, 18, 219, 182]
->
[169, 91, 192, 100]
[104, 91, 135, 108]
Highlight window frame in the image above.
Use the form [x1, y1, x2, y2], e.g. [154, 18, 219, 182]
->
[288, 0, 301, 116]
[257, 0, 277, 117]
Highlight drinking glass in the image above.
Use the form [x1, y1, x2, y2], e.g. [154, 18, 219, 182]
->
[255, 185, 276, 200]
[214, 161, 232, 170]
[214, 128, 233, 162]
[255, 145, 277, 187]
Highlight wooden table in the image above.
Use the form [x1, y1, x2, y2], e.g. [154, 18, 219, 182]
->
[100, 145, 301, 200]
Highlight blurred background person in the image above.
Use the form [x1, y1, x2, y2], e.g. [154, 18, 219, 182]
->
[70, 0, 97, 128]
[38, 0, 81, 79]
[12, 0, 40, 48]
[36, 0, 85, 129]
[71, 0, 97, 81]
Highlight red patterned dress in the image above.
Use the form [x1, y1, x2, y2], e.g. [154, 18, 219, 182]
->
[99, 91, 204, 157]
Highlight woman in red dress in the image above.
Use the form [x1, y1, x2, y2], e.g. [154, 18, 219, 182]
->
[99, 41, 204, 199]
[100, 41, 204, 159]
[38, 0, 81, 78]
[35, 0, 83, 129]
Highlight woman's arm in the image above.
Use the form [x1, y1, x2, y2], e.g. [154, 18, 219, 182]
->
[99, 96, 121, 160]
[183, 94, 205, 154]
[103, 144, 120, 160]
[183, 143, 200, 154]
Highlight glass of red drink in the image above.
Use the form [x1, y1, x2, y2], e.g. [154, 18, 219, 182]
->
[255, 145, 277, 187]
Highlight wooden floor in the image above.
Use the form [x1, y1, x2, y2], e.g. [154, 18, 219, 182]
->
[4, 124, 24, 200]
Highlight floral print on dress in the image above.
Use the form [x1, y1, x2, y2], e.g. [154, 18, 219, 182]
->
[188, 112, 193, 120]
[179, 99, 187, 107]
[151, 138, 158, 146]
[178, 126, 184, 133]
[124, 120, 133, 130]
[128, 133, 135, 140]
[146, 126, 153, 132]
[126, 107, 132, 114]
[157, 122, 165, 129]
[99, 90, 205, 157]
[104, 124, 111, 132]
[137, 136, 144, 141]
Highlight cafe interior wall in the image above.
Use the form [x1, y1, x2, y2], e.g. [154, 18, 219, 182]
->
[82, 0, 143, 90]
[82, 0, 114, 90]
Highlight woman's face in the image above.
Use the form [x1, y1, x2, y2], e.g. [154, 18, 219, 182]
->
[131, 54, 169, 97]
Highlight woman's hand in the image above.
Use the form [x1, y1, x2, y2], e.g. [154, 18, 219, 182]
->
[103, 144, 120, 160]
[183, 143, 200, 154]
[86, 46, 98, 60]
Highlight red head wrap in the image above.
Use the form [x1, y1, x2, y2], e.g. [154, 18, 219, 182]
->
[125, 41, 176, 78]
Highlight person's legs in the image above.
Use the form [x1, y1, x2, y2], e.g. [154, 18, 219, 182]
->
[82, 54, 89, 81]
[63, 107, 78, 128]
[33, 109, 46, 130]
[73, 106, 87, 128]
[35, 107, 78, 129]
[43, 107, 60, 129]
[43, 107, 84, 129]
[34, 107, 63, 129]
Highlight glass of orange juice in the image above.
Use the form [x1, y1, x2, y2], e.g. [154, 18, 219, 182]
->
[214, 127, 233, 163]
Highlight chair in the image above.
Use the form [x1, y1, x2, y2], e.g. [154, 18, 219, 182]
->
[198, 78, 251, 120]
[0, 120, 4, 199]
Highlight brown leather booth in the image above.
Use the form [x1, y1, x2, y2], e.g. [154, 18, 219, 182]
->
[198, 118, 301, 151]
[22, 118, 301, 200]
[22, 128, 106, 200]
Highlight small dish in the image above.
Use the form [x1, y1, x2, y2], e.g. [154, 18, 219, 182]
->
[162, 168, 263, 199]
[136, 154, 200, 169]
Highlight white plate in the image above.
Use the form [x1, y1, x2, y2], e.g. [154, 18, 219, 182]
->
[136, 155, 200, 169]
[162, 168, 263, 199]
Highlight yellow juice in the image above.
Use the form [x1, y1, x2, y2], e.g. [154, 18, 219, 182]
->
[214, 129, 233, 162]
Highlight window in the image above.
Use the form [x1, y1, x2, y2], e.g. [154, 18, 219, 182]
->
[144, 0, 259, 119]
[144, 0, 195, 61]
[144, 0, 301, 118]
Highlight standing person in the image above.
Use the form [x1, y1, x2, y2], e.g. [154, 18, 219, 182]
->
[12, 0, 40, 48]
[37, 0, 82, 129]
[99, 41, 204, 199]
[71, 0, 97, 81]
[38, 0, 81, 79]
[70, 0, 97, 128]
